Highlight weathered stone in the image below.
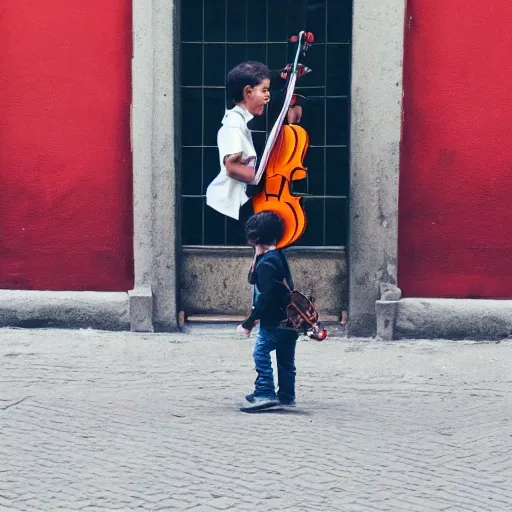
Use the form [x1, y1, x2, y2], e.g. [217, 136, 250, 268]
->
[0, 291, 129, 330]
[395, 298, 512, 340]
[128, 287, 153, 332]
[348, 1, 406, 337]
[376, 300, 398, 340]
[180, 246, 347, 319]
[131, 0, 178, 332]
[380, 282, 402, 301]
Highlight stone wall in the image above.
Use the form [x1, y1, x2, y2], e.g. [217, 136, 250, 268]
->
[180, 247, 347, 319]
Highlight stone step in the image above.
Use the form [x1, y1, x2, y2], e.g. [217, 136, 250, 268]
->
[185, 313, 341, 323]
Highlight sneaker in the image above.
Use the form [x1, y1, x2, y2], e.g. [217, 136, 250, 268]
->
[247, 393, 296, 407]
[279, 399, 296, 408]
[243, 394, 295, 410]
[240, 396, 279, 412]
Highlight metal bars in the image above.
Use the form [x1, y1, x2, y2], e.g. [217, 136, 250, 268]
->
[180, 0, 352, 246]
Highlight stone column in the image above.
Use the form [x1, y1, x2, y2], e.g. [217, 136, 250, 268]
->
[348, 0, 406, 337]
[130, 0, 179, 332]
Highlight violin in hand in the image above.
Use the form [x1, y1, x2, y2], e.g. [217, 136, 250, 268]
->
[252, 31, 314, 248]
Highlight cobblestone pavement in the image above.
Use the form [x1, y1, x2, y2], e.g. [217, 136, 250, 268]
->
[1, 326, 512, 512]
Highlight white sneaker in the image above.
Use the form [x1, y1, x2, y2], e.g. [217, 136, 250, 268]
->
[240, 397, 279, 412]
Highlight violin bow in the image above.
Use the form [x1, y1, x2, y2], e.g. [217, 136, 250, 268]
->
[251, 31, 311, 185]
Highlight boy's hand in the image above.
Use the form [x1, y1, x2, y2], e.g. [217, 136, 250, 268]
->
[224, 153, 256, 183]
[241, 155, 256, 167]
[237, 324, 251, 337]
[225, 152, 255, 167]
[224, 152, 242, 165]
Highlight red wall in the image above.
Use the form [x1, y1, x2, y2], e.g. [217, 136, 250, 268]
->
[399, 0, 512, 299]
[0, 1, 133, 291]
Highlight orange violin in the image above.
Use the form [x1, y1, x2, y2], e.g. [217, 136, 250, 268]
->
[252, 124, 309, 248]
[251, 31, 314, 249]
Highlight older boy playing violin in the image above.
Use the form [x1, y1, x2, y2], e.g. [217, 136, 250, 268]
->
[206, 61, 270, 221]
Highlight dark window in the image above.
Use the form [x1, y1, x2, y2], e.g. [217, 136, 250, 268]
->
[180, 0, 352, 246]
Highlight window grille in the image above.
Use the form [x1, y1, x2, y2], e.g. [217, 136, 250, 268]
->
[180, 0, 352, 246]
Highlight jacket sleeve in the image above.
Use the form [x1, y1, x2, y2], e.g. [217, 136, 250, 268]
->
[241, 262, 279, 329]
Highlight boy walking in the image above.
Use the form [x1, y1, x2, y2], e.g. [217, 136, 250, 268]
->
[237, 212, 299, 412]
[206, 61, 270, 221]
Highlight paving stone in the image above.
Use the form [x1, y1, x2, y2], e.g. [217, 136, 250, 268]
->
[1, 327, 512, 511]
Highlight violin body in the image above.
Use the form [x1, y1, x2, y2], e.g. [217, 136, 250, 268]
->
[252, 124, 309, 248]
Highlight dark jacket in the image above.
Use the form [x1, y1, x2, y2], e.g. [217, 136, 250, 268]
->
[241, 249, 294, 330]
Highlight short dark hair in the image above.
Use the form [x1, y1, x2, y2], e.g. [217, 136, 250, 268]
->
[226, 61, 270, 104]
[244, 211, 284, 246]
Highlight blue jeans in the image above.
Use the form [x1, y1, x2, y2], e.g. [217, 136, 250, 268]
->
[253, 326, 298, 402]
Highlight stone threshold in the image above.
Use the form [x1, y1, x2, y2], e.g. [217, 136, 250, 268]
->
[186, 314, 341, 323]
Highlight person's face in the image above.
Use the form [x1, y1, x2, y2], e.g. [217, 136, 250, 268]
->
[244, 78, 270, 116]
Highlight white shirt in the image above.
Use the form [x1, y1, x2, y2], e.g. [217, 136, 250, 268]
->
[206, 105, 256, 220]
